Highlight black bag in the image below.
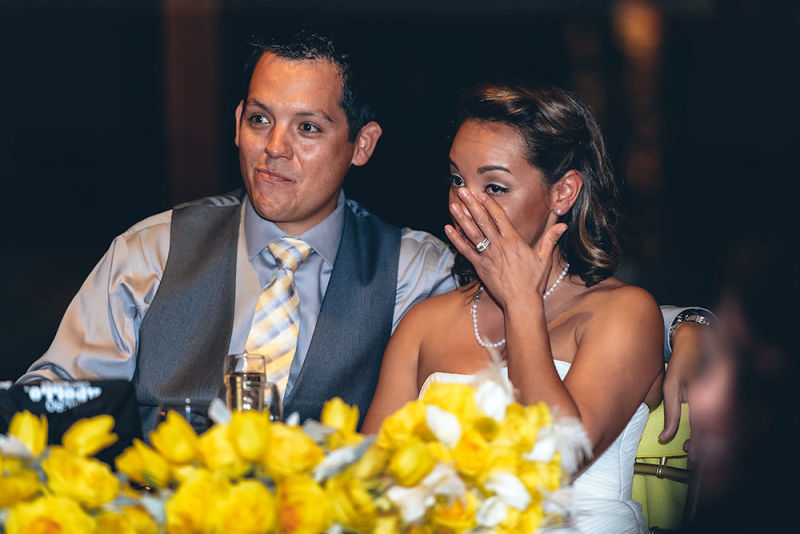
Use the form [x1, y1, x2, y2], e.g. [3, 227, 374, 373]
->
[0, 380, 142, 465]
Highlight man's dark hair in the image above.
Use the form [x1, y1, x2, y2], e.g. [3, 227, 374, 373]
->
[243, 29, 375, 141]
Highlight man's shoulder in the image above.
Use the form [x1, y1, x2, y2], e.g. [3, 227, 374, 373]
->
[399, 227, 450, 255]
[120, 190, 244, 243]
[174, 189, 245, 210]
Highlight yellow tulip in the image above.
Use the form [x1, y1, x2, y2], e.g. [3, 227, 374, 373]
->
[495, 503, 544, 534]
[421, 382, 477, 424]
[326, 473, 376, 532]
[0, 470, 41, 507]
[210, 479, 276, 534]
[121, 505, 159, 534]
[260, 423, 324, 479]
[482, 446, 521, 482]
[8, 410, 48, 457]
[165, 468, 226, 534]
[41, 446, 119, 508]
[494, 403, 547, 453]
[518, 458, 562, 493]
[277, 475, 333, 534]
[62, 414, 118, 457]
[388, 439, 437, 487]
[115, 439, 171, 488]
[426, 441, 453, 463]
[96, 511, 137, 534]
[229, 410, 270, 462]
[373, 514, 402, 534]
[471, 415, 501, 442]
[432, 491, 479, 532]
[350, 444, 389, 480]
[516, 503, 545, 533]
[376, 400, 427, 450]
[453, 429, 489, 479]
[320, 397, 359, 434]
[198, 424, 250, 478]
[150, 411, 199, 465]
[5, 494, 96, 534]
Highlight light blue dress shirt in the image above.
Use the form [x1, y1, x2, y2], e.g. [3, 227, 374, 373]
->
[22, 191, 457, 394]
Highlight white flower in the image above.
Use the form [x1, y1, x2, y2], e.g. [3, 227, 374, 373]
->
[426, 405, 461, 447]
[526, 426, 558, 463]
[476, 496, 508, 527]
[473, 346, 515, 420]
[526, 418, 592, 474]
[0, 435, 34, 460]
[386, 463, 466, 523]
[313, 436, 374, 482]
[484, 472, 531, 510]
[302, 419, 336, 445]
[474, 379, 513, 421]
[285, 412, 300, 426]
[206, 397, 231, 425]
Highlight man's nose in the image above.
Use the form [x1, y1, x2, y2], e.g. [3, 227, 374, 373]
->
[265, 125, 292, 158]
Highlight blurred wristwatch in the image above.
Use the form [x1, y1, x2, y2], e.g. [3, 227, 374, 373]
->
[668, 308, 713, 348]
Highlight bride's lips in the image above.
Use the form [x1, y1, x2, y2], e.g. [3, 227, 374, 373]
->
[255, 168, 293, 183]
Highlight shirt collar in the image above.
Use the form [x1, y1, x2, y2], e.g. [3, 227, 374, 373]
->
[244, 190, 345, 267]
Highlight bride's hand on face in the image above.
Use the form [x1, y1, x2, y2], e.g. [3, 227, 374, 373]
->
[444, 187, 567, 309]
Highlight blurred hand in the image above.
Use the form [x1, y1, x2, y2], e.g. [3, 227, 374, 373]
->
[660, 322, 708, 444]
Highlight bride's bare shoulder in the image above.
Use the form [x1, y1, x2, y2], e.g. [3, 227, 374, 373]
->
[576, 277, 662, 331]
[400, 286, 472, 326]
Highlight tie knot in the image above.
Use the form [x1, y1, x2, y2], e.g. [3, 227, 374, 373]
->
[267, 237, 312, 273]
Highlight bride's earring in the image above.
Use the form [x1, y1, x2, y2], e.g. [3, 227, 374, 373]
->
[554, 208, 563, 216]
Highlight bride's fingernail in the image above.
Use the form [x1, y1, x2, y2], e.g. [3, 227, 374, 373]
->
[458, 188, 469, 199]
[478, 192, 487, 202]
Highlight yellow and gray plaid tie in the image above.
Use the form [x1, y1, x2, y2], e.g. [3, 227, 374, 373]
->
[245, 237, 312, 398]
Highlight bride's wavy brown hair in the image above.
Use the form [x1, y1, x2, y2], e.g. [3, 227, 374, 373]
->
[452, 83, 622, 288]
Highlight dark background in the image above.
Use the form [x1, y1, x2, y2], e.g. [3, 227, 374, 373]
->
[2, 0, 798, 379]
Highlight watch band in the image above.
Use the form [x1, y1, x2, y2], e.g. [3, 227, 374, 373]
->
[669, 308, 713, 348]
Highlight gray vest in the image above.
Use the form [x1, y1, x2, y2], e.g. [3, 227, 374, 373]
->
[135, 194, 400, 433]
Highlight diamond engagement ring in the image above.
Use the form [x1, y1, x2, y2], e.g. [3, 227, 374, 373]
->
[475, 237, 490, 253]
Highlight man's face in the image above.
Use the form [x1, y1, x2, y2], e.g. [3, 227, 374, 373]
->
[235, 53, 363, 235]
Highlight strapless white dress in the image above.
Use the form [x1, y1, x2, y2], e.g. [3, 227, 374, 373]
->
[420, 360, 649, 534]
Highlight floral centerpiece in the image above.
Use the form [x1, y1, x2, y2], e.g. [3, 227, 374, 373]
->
[0, 369, 589, 533]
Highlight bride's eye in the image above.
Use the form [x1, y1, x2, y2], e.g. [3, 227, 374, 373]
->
[485, 183, 509, 194]
[450, 174, 465, 187]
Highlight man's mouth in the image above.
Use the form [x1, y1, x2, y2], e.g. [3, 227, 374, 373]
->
[255, 168, 292, 183]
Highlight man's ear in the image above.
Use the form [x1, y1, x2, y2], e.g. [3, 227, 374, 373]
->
[550, 170, 584, 214]
[350, 121, 383, 167]
[234, 100, 243, 147]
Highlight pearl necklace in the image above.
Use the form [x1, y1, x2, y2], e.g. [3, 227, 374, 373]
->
[471, 263, 570, 349]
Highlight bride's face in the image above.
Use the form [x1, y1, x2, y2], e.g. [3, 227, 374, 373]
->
[448, 119, 552, 246]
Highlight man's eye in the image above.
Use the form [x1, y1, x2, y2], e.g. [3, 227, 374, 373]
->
[450, 174, 465, 187]
[248, 114, 269, 125]
[299, 122, 321, 133]
[485, 183, 509, 194]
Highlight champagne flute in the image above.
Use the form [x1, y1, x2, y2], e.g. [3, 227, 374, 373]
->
[224, 353, 266, 412]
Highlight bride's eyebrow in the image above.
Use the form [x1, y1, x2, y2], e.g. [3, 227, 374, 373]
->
[478, 165, 511, 174]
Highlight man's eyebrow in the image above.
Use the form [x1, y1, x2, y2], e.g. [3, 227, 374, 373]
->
[296, 110, 335, 124]
[244, 100, 334, 124]
[245, 99, 270, 112]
